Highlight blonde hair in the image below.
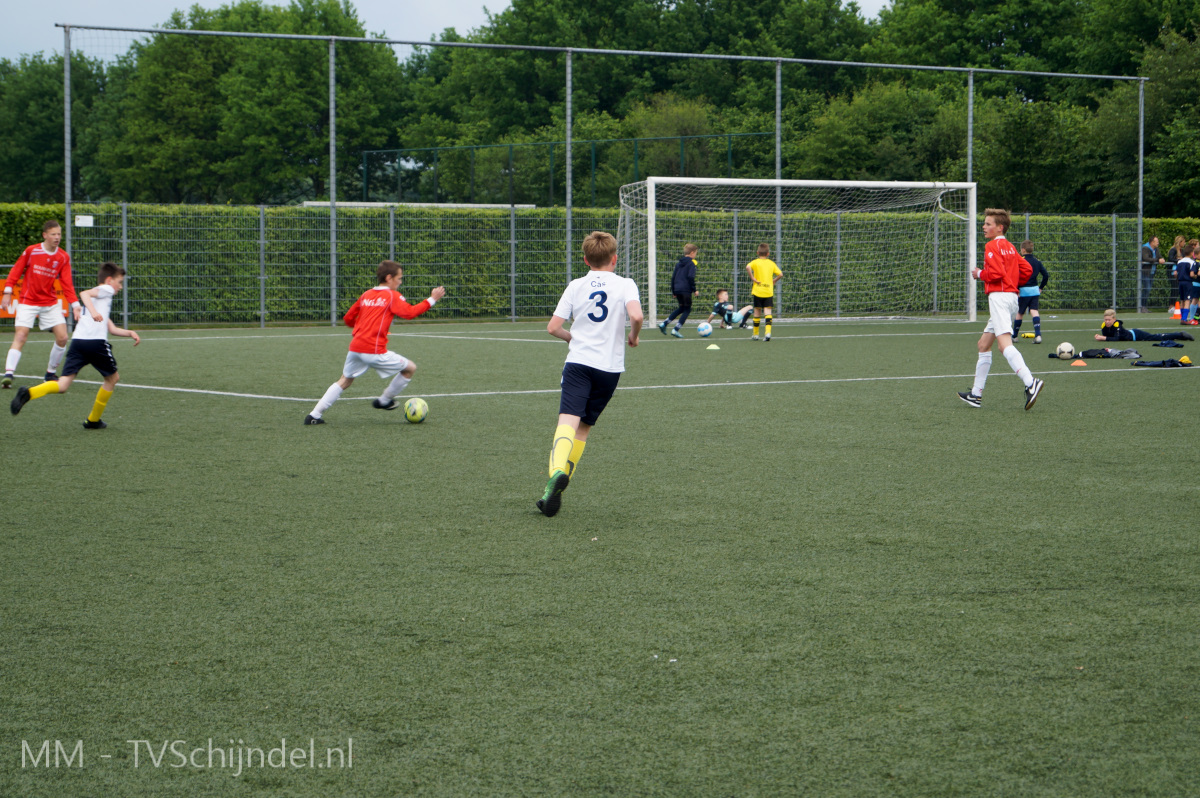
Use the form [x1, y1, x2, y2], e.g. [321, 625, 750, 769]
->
[1103, 308, 1116, 318]
[683, 243, 698, 255]
[582, 231, 617, 268]
[984, 208, 1011, 233]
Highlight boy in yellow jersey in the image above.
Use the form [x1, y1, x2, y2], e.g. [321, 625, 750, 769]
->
[745, 243, 782, 341]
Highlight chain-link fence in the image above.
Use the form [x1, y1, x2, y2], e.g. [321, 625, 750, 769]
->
[33, 203, 1150, 328]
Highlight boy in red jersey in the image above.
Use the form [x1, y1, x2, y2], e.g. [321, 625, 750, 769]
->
[958, 209, 1044, 411]
[2, 220, 82, 388]
[304, 260, 445, 425]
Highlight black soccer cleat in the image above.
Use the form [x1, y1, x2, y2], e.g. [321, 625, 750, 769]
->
[536, 470, 570, 517]
[1, 373, 12, 389]
[958, 391, 982, 408]
[303, 414, 325, 425]
[372, 398, 398, 410]
[10, 386, 30, 415]
[82, 419, 107, 430]
[1024, 378, 1044, 411]
[44, 372, 56, 382]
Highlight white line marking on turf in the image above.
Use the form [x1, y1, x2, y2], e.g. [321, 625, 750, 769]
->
[10, 364, 1186, 404]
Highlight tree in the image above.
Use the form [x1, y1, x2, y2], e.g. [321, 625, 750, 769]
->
[0, 54, 104, 202]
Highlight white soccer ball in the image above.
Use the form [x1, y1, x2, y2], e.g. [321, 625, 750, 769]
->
[404, 397, 429, 423]
[696, 322, 713, 337]
[1056, 342, 1075, 360]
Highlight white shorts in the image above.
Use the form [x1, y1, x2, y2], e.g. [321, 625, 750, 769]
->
[342, 350, 409, 380]
[983, 292, 1019, 337]
[15, 303, 67, 331]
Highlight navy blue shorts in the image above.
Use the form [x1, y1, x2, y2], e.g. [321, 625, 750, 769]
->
[63, 339, 118, 378]
[1179, 282, 1193, 302]
[1017, 295, 1040, 314]
[559, 362, 620, 426]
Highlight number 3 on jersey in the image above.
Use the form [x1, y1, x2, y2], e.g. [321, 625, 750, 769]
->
[588, 290, 608, 322]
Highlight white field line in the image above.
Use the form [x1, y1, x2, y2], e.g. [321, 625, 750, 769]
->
[8, 363, 1186, 404]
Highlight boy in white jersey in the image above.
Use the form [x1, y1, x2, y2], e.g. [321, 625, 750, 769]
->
[11, 262, 140, 428]
[538, 231, 643, 517]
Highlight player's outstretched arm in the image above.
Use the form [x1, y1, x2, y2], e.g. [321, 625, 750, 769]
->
[431, 286, 446, 301]
[108, 319, 140, 345]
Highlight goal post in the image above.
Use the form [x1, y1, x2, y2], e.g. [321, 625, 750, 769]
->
[618, 177, 978, 326]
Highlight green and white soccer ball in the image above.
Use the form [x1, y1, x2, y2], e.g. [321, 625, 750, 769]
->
[1056, 342, 1075, 360]
[404, 397, 429, 423]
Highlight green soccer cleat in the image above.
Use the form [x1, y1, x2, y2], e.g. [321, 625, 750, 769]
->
[536, 470, 570, 517]
[1, 373, 12, 389]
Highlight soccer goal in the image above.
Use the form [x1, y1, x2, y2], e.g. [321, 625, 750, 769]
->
[618, 177, 977, 326]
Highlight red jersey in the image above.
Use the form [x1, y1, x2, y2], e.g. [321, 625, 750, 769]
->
[979, 235, 1032, 295]
[5, 244, 78, 306]
[343, 286, 432, 354]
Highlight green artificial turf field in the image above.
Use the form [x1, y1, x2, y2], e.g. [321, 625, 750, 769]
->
[2, 313, 1197, 797]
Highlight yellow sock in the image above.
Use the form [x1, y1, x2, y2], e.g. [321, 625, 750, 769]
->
[753, 317, 760, 335]
[548, 423, 575, 476]
[87, 387, 113, 423]
[29, 381, 60, 400]
[765, 316, 772, 337]
[567, 438, 586, 479]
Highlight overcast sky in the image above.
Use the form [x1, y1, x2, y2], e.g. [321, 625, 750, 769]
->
[4, 0, 890, 62]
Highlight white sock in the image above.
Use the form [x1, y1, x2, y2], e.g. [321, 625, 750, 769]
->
[5, 348, 20, 374]
[310, 383, 343, 419]
[380, 373, 411, 403]
[972, 351, 992, 395]
[47, 344, 66, 373]
[1003, 345, 1034, 388]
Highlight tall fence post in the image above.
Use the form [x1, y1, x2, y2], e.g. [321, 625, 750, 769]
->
[328, 38, 338, 325]
[775, 59, 783, 314]
[388, 206, 395, 262]
[1112, 213, 1118, 310]
[259, 206, 266, 328]
[63, 26, 72, 260]
[121, 202, 129, 329]
[967, 70, 974, 183]
[565, 49, 573, 282]
[509, 205, 517, 322]
[1137, 79, 1145, 312]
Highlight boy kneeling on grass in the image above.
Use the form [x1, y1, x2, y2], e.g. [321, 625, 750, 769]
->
[11, 262, 140, 429]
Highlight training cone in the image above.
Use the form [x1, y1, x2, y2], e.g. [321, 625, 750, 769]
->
[1173, 302, 1181, 319]
[706, 344, 720, 350]
[1071, 359, 1088, 366]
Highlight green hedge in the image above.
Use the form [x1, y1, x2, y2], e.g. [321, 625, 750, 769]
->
[0, 203, 1189, 323]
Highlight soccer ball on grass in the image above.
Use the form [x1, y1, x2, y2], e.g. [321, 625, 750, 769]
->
[696, 322, 713, 337]
[404, 397, 429, 423]
[1055, 342, 1075, 360]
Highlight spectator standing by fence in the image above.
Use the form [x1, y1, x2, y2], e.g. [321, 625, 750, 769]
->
[1141, 236, 1165, 313]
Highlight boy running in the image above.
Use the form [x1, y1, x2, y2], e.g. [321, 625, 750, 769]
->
[1012, 240, 1049, 342]
[538, 231, 642, 517]
[11, 262, 140, 429]
[958, 209, 1044, 411]
[745, 244, 782, 341]
[2, 220, 82, 387]
[305, 260, 445, 425]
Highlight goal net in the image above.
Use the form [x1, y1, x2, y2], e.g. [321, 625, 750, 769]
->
[617, 178, 977, 325]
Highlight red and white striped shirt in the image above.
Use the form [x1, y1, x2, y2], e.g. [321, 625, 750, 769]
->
[343, 286, 432, 354]
[5, 244, 78, 306]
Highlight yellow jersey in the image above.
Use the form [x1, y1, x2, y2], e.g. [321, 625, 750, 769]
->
[747, 258, 781, 298]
